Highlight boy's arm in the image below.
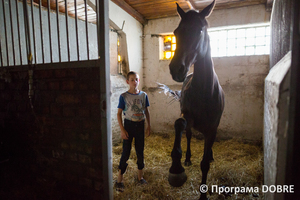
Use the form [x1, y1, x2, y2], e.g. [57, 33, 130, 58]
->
[145, 107, 151, 137]
[117, 108, 128, 140]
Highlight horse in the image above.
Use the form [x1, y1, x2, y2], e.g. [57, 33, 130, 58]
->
[167, 1, 225, 199]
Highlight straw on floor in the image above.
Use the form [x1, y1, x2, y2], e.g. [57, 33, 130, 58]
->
[113, 133, 263, 200]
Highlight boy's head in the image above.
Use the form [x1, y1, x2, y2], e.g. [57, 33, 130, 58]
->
[126, 71, 140, 89]
[126, 71, 138, 80]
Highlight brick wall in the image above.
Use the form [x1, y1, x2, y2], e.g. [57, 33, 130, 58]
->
[0, 65, 104, 199]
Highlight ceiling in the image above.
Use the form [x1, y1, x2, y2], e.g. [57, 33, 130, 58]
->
[30, 0, 273, 25]
[111, 0, 273, 24]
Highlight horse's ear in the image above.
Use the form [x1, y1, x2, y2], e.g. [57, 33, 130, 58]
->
[176, 3, 185, 18]
[199, 0, 216, 18]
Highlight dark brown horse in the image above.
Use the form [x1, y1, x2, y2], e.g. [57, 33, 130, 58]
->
[168, 1, 224, 199]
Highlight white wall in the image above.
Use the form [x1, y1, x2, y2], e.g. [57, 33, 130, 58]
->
[143, 4, 271, 141]
[88, 0, 144, 83]
[109, 31, 118, 75]
[109, 1, 144, 86]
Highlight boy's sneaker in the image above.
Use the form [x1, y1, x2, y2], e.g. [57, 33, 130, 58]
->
[138, 178, 148, 185]
[115, 181, 125, 192]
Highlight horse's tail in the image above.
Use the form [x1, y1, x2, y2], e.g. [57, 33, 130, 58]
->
[157, 82, 181, 102]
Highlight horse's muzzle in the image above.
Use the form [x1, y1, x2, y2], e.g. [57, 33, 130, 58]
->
[172, 74, 185, 82]
[169, 63, 187, 82]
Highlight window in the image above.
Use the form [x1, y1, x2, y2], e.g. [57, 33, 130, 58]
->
[209, 23, 270, 57]
[160, 23, 270, 59]
[162, 35, 176, 60]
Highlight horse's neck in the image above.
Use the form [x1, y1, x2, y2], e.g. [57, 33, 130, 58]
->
[191, 48, 215, 94]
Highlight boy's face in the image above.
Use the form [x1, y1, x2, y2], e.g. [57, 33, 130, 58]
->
[126, 74, 140, 89]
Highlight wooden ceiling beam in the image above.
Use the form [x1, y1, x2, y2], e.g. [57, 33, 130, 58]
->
[111, 0, 147, 25]
[186, 0, 196, 9]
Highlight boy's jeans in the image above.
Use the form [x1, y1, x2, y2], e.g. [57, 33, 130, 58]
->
[118, 119, 145, 175]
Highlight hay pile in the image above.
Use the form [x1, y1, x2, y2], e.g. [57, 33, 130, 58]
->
[113, 133, 263, 200]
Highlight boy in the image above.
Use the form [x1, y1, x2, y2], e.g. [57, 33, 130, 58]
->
[115, 71, 151, 192]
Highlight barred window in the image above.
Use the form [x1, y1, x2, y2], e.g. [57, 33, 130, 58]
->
[162, 35, 176, 60]
[209, 23, 270, 57]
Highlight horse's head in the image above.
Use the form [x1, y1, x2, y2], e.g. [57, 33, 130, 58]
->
[169, 0, 216, 82]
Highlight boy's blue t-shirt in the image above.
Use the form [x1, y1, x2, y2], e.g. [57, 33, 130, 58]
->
[118, 91, 149, 122]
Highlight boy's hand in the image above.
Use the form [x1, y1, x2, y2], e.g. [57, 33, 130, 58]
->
[121, 128, 129, 140]
[145, 126, 151, 137]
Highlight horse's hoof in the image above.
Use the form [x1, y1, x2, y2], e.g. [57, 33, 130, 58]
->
[184, 161, 192, 166]
[168, 171, 187, 187]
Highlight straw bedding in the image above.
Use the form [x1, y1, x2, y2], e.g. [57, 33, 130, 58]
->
[113, 133, 263, 200]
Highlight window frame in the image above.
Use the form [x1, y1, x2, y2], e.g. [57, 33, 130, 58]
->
[208, 23, 270, 57]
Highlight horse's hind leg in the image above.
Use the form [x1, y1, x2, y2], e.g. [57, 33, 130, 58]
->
[184, 127, 192, 166]
[209, 148, 214, 162]
[199, 130, 216, 200]
[168, 117, 187, 187]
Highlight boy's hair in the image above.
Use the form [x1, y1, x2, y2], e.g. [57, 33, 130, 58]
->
[126, 71, 139, 80]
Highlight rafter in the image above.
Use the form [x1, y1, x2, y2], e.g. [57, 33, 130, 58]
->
[110, 0, 147, 25]
[186, 0, 196, 9]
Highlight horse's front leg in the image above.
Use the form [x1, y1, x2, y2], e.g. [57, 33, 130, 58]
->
[184, 127, 192, 166]
[199, 130, 216, 200]
[168, 117, 187, 187]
